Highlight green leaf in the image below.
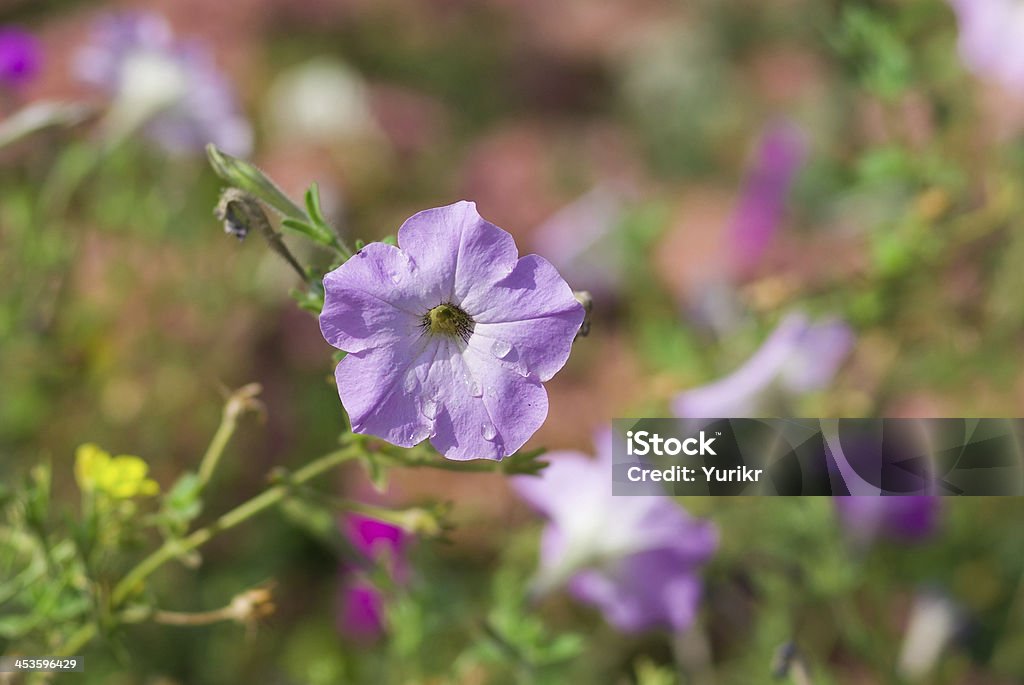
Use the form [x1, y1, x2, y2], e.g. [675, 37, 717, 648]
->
[159, 472, 203, 536]
[281, 217, 329, 244]
[500, 448, 548, 476]
[305, 183, 327, 227]
[361, 453, 390, 493]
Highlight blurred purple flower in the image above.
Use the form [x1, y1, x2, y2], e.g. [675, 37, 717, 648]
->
[336, 514, 409, 641]
[320, 201, 584, 461]
[513, 431, 718, 633]
[0, 27, 41, 87]
[673, 311, 854, 418]
[338, 580, 386, 639]
[834, 496, 940, 543]
[948, 0, 1024, 90]
[729, 122, 806, 273]
[74, 11, 251, 155]
[531, 186, 625, 297]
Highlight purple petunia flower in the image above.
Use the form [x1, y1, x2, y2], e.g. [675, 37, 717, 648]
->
[336, 514, 409, 641]
[0, 27, 41, 88]
[513, 431, 718, 633]
[834, 496, 939, 543]
[74, 11, 251, 155]
[948, 0, 1024, 91]
[673, 311, 854, 418]
[729, 122, 806, 274]
[319, 201, 585, 461]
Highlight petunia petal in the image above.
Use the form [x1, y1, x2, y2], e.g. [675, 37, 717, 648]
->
[334, 340, 435, 447]
[469, 309, 583, 382]
[416, 338, 548, 460]
[463, 254, 583, 324]
[569, 549, 705, 633]
[320, 242, 426, 353]
[397, 201, 520, 306]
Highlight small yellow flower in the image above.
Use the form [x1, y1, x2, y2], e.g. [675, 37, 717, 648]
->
[75, 443, 160, 498]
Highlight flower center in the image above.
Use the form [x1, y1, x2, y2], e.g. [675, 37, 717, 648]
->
[423, 303, 474, 341]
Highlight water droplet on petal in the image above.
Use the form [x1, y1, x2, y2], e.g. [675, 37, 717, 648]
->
[400, 422, 431, 445]
[421, 399, 439, 420]
[390, 272, 402, 284]
[481, 422, 497, 441]
[490, 339, 513, 359]
[466, 376, 483, 397]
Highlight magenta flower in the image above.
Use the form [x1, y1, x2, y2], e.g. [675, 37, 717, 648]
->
[0, 27, 40, 88]
[948, 0, 1024, 90]
[513, 432, 718, 633]
[673, 312, 854, 418]
[834, 496, 939, 543]
[320, 201, 585, 461]
[336, 514, 409, 641]
[729, 122, 806, 274]
[74, 12, 251, 155]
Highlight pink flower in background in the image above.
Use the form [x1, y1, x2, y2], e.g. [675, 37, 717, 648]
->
[834, 496, 940, 543]
[336, 514, 409, 641]
[729, 122, 806, 274]
[74, 11, 251, 155]
[320, 201, 584, 461]
[948, 0, 1024, 90]
[674, 311, 854, 418]
[0, 27, 40, 88]
[513, 431, 718, 633]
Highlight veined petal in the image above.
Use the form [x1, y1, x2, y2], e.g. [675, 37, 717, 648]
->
[469, 308, 582, 382]
[320, 242, 425, 353]
[334, 339, 435, 447]
[463, 254, 583, 326]
[397, 201, 520, 305]
[418, 338, 548, 461]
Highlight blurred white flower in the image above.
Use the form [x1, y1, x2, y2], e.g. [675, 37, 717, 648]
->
[264, 58, 381, 145]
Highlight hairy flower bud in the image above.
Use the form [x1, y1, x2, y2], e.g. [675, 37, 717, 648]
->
[207, 144, 306, 220]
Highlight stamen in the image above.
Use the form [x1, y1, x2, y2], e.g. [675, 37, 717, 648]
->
[420, 303, 474, 342]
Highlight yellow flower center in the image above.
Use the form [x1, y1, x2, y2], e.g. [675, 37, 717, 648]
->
[423, 303, 474, 342]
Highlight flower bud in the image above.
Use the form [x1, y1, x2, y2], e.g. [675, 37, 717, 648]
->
[215, 188, 269, 241]
[207, 144, 305, 220]
[573, 290, 593, 338]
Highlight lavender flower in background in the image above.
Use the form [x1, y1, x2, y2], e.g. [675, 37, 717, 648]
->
[336, 514, 409, 641]
[0, 27, 41, 88]
[834, 495, 939, 543]
[729, 122, 806, 274]
[319, 201, 584, 461]
[531, 186, 625, 297]
[74, 12, 251, 155]
[673, 311, 854, 418]
[513, 431, 717, 633]
[948, 0, 1024, 91]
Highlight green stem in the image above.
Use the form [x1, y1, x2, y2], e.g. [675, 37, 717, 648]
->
[59, 447, 358, 655]
[112, 445, 360, 607]
[196, 411, 239, 489]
